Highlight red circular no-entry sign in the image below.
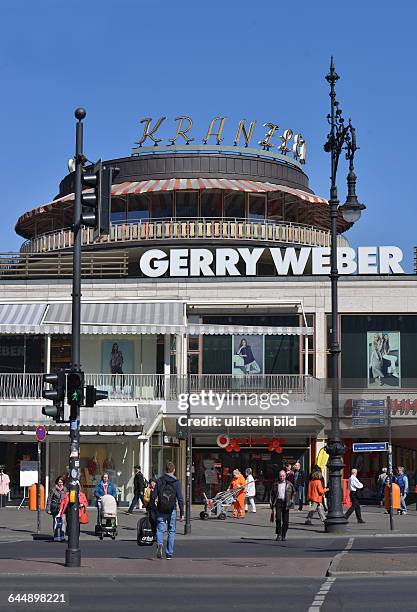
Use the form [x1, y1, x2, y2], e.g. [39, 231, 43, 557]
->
[35, 425, 47, 442]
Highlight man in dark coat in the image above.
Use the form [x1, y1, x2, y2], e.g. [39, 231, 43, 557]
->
[127, 465, 147, 514]
[270, 469, 295, 541]
[293, 462, 306, 511]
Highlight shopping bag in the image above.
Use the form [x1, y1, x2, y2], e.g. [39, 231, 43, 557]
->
[79, 509, 89, 524]
[54, 516, 65, 542]
[270, 510, 275, 523]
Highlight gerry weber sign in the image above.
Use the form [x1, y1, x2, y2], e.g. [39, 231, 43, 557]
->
[139, 246, 405, 278]
[132, 116, 306, 164]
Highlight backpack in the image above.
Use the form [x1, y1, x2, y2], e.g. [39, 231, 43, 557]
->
[157, 477, 177, 514]
[137, 516, 154, 546]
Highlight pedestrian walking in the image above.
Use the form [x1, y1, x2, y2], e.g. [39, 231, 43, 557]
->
[56, 487, 89, 536]
[293, 462, 306, 511]
[151, 461, 184, 560]
[270, 469, 295, 541]
[305, 470, 328, 525]
[144, 478, 157, 535]
[345, 468, 365, 523]
[244, 468, 256, 513]
[394, 466, 409, 515]
[228, 469, 247, 518]
[377, 468, 388, 506]
[285, 464, 295, 484]
[126, 465, 147, 514]
[94, 472, 117, 526]
[46, 477, 66, 540]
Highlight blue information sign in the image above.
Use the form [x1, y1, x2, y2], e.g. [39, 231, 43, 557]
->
[352, 400, 386, 407]
[352, 418, 387, 426]
[352, 442, 388, 452]
[352, 408, 386, 417]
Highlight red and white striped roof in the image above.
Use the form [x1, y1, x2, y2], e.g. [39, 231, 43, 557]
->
[17, 178, 328, 225]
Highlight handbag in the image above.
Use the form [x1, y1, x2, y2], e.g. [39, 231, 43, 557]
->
[270, 510, 275, 523]
[79, 509, 89, 524]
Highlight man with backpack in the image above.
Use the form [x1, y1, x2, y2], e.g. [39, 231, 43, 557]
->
[395, 466, 409, 515]
[151, 461, 184, 560]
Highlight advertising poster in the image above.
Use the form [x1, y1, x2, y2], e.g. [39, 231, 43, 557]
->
[367, 331, 401, 388]
[232, 335, 264, 377]
[101, 340, 134, 375]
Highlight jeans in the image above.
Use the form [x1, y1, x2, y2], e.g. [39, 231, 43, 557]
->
[156, 509, 177, 557]
[296, 485, 305, 509]
[128, 491, 144, 513]
[400, 493, 407, 512]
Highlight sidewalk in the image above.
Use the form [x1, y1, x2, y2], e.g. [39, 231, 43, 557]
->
[0, 504, 416, 542]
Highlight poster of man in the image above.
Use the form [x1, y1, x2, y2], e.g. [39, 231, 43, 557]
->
[232, 336, 264, 377]
[367, 331, 401, 388]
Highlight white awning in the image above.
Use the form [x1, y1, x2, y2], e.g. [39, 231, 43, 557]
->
[187, 324, 313, 336]
[0, 303, 47, 334]
[0, 404, 144, 432]
[41, 301, 185, 335]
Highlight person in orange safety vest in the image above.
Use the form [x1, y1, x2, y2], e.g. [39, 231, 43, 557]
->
[229, 469, 247, 518]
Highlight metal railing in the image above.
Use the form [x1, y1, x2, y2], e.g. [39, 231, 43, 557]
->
[0, 372, 314, 401]
[0, 250, 129, 279]
[21, 218, 349, 254]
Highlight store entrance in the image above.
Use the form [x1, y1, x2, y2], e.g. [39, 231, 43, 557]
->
[192, 446, 309, 503]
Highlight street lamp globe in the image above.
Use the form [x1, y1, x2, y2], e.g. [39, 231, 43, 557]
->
[340, 199, 364, 223]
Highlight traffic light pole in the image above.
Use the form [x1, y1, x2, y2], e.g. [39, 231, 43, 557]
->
[65, 108, 86, 568]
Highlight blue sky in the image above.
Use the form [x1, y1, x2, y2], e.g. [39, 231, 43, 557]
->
[0, 1, 416, 270]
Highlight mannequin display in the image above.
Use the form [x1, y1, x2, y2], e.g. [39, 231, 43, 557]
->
[0, 467, 10, 508]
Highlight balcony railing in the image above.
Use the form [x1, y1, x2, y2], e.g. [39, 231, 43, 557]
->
[21, 218, 349, 254]
[0, 373, 316, 402]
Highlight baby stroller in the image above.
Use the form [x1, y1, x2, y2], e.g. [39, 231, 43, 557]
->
[200, 485, 246, 520]
[95, 494, 118, 540]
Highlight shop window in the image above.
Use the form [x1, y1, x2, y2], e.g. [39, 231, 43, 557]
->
[264, 336, 300, 374]
[201, 191, 222, 219]
[152, 192, 173, 219]
[175, 191, 198, 218]
[248, 194, 266, 221]
[202, 336, 232, 374]
[224, 192, 245, 219]
[111, 196, 127, 224]
[284, 199, 299, 224]
[127, 194, 150, 222]
[50, 335, 71, 371]
[267, 193, 284, 221]
[0, 335, 44, 373]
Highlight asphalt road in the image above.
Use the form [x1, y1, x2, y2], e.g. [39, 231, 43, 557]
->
[0, 576, 416, 611]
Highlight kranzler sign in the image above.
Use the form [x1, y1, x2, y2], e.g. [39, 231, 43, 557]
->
[139, 246, 404, 278]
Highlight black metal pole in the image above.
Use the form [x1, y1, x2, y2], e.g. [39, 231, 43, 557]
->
[37, 441, 41, 534]
[184, 365, 191, 534]
[65, 108, 85, 568]
[325, 59, 347, 533]
[387, 395, 394, 531]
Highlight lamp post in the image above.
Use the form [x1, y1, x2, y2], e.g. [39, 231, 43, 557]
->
[324, 58, 366, 533]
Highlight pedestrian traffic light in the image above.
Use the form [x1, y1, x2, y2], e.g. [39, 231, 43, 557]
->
[84, 385, 108, 407]
[67, 370, 84, 407]
[81, 161, 119, 236]
[42, 370, 65, 422]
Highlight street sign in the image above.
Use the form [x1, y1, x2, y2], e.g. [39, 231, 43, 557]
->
[352, 418, 387, 426]
[35, 425, 47, 442]
[352, 408, 386, 417]
[352, 400, 385, 407]
[352, 442, 388, 452]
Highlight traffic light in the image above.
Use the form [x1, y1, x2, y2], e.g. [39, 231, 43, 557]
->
[81, 161, 119, 235]
[42, 370, 65, 421]
[67, 370, 84, 407]
[84, 385, 108, 407]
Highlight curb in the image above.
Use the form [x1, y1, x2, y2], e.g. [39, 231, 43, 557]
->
[327, 570, 417, 577]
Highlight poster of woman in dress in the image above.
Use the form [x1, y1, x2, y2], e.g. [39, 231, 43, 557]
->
[367, 332, 400, 388]
[232, 336, 264, 377]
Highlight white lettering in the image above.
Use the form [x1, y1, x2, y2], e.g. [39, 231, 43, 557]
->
[358, 247, 378, 274]
[337, 247, 357, 274]
[139, 249, 168, 277]
[270, 247, 311, 275]
[379, 246, 404, 274]
[312, 247, 331, 274]
[215, 248, 240, 276]
[190, 249, 214, 276]
[237, 247, 264, 275]
[170, 249, 189, 276]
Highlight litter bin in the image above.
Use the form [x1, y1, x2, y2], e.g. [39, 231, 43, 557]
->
[385, 482, 400, 511]
[29, 483, 45, 511]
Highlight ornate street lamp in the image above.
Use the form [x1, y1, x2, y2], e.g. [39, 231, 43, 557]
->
[323, 58, 366, 533]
